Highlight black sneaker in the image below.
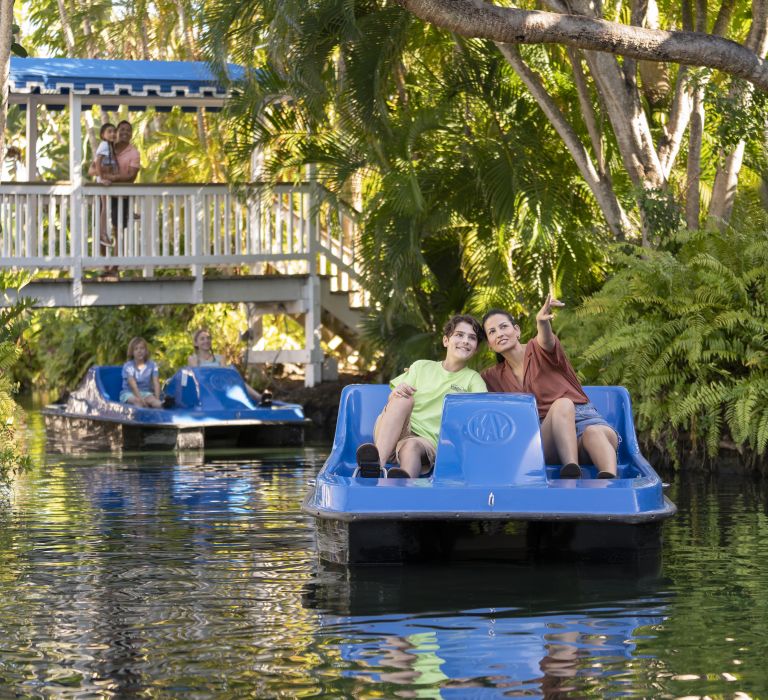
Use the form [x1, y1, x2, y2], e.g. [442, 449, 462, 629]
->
[355, 443, 383, 478]
[559, 462, 582, 479]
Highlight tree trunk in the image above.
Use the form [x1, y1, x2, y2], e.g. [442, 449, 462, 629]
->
[497, 43, 633, 239]
[398, 0, 768, 92]
[708, 4, 768, 225]
[0, 0, 13, 172]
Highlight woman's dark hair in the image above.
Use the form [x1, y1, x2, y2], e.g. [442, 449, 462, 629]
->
[482, 309, 518, 363]
[99, 122, 115, 139]
[442, 314, 483, 341]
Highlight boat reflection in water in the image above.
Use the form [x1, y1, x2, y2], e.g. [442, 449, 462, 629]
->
[304, 561, 670, 696]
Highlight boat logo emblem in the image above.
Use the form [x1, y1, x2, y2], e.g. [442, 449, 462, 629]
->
[467, 412, 515, 443]
[208, 373, 233, 391]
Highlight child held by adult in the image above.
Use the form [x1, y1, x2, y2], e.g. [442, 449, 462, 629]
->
[120, 336, 163, 408]
[356, 315, 487, 479]
[481, 296, 618, 479]
[93, 122, 118, 248]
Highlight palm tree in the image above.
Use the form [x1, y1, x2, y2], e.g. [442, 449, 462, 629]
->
[205, 0, 611, 371]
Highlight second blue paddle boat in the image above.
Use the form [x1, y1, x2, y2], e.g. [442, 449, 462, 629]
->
[43, 365, 310, 453]
[302, 384, 676, 564]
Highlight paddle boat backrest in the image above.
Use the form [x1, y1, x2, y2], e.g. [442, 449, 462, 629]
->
[331, 384, 640, 482]
[435, 393, 547, 485]
[165, 366, 256, 410]
[94, 366, 124, 403]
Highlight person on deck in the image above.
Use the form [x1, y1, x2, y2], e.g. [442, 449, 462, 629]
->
[92, 122, 118, 248]
[481, 297, 618, 479]
[120, 336, 162, 408]
[96, 119, 140, 277]
[186, 328, 264, 404]
[356, 315, 487, 479]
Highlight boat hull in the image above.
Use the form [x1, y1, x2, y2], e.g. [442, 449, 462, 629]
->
[43, 410, 306, 453]
[314, 514, 667, 565]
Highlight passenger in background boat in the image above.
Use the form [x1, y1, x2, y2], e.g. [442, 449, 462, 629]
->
[120, 336, 163, 408]
[481, 297, 618, 479]
[186, 328, 264, 403]
[356, 315, 487, 479]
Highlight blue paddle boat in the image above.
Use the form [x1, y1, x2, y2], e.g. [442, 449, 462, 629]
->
[302, 384, 676, 564]
[43, 365, 310, 452]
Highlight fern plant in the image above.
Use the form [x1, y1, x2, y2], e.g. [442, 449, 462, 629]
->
[560, 226, 768, 468]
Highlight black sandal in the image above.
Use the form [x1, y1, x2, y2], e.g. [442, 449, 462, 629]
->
[559, 462, 582, 479]
[355, 443, 383, 478]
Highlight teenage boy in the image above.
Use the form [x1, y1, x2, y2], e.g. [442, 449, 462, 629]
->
[356, 314, 487, 479]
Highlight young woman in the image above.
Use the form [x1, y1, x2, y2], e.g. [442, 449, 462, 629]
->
[482, 296, 619, 479]
[120, 337, 162, 408]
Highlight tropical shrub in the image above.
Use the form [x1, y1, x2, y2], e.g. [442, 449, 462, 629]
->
[0, 275, 33, 489]
[560, 224, 768, 468]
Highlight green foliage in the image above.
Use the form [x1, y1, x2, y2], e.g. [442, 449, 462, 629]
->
[705, 78, 768, 152]
[15, 303, 303, 397]
[208, 0, 612, 374]
[0, 274, 34, 489]
[560, 226, 768, 465]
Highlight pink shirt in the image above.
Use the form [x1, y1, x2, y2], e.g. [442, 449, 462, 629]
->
[115, 144, 140, 177]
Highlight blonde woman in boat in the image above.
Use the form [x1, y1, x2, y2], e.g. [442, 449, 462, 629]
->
[187, 328, 263, 403]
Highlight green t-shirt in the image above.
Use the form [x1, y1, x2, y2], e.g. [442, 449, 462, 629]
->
[390, 359, 487, 446]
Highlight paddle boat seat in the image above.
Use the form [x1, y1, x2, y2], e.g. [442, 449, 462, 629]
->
[94, 366, 123, 403]
[331, 384, 637, 483]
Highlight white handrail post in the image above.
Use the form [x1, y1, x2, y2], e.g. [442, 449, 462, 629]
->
[304, 176, 323, 387]
[25, 96, 39, 180]
[25, 96, 39, 254]
[191, 189, 203, 302]
[69, 94, 83, 304]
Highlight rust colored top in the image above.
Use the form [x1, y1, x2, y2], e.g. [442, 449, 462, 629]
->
[481, 336, 588, 418]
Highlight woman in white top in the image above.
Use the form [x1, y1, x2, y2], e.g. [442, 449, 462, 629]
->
[187, 328, 263, 402]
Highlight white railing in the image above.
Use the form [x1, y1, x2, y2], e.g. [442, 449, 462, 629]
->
[0, 181, 362, 295]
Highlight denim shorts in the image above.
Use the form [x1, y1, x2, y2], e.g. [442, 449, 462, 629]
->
[574, 402, 620, 443]
[120, 389, 154, 403]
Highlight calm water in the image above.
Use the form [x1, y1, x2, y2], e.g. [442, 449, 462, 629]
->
[1, 416, 768, 697]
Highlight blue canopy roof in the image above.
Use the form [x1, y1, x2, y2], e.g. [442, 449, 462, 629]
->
[9, 57, 244, 106]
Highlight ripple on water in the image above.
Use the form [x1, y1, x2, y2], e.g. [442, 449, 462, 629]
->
[3, 445, 768, 697]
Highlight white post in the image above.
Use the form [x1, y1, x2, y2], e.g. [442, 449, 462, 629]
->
[304, 179, 323, 387]
[191, 189, 203, 302]
[25, 96, 38, 180]
[25, 97, 39, 256]
[69, 94, 83, 303]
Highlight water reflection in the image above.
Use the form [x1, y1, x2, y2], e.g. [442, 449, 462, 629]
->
[305, 563, 671, 698]
[5, 428, 768, 697]
[0, 449, 325, 696]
